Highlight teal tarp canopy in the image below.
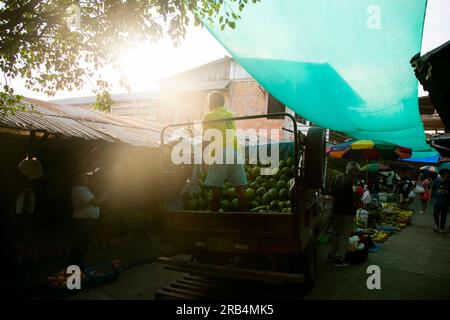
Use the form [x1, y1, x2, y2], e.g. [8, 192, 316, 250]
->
[202, 0, 437, 158]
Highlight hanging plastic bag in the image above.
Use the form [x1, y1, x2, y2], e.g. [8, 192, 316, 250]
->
[361, 190, 372, 205]
[181, 165, 202, 204]
[414, 184, 425, 194]
[18, 156, 43, 180]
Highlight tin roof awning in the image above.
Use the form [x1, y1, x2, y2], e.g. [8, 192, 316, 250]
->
[0, 98, 166, 148]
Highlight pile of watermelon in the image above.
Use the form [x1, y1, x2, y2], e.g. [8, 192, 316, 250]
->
[183, 156, 296, 213]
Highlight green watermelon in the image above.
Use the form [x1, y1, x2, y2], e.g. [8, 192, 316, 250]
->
[256, 187, 267, 197]
[276, 180, 287, 190]
[262, 192, 272, 205]
[279, 188, 289, 201]
[231, 198, 238, 211]
[287, 157, 294, 167]
[268, 188, 278, 200]
[251, 167, 261, 179]
[250, 200, 259, 208]
[246, 188, 256, 201]
[227, 188, 237, 201]
[255, 176, 265, 184]
[280, 174, 289, 181]
[271, 167, 281, 179]
[254, 196, 263, 204]
[269, 200, 279, 211]
[224, 181, 231, 189]
[281, 167, 291, 176]
[250, 182, 260, 190]
[269, 178, 277, 188]
[279, 160, 287, 168]
[262, 182, 270, 190]
[220, 199, 231, 211]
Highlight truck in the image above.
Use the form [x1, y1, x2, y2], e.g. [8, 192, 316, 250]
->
[156, 113, 331, 296]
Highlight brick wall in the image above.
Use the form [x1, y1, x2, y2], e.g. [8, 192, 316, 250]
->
[230, 80, 285, 140]
[159, 80, 286, 140]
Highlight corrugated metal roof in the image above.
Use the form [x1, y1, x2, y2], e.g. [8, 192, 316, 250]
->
[0, 98, 164, 148]
[50, 90, 159, 106]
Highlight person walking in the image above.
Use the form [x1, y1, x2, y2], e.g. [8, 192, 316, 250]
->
[328, 161, 360, 267]
[430, 169, 450, 233]
[419, 176, 431, 214]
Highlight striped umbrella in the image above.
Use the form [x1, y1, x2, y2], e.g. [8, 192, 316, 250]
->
[360, 163, 390, 172]
[327, 140, 412, 161]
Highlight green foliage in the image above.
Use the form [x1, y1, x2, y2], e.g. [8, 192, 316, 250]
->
[0, 0, 260, 110]
[0, 85, 35, 115]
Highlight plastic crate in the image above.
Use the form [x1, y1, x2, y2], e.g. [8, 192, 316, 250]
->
[84, 264, 122, 286]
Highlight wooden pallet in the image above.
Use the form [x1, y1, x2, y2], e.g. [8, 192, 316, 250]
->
[155, 275, 304, 300]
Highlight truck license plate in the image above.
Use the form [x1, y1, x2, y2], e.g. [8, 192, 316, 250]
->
[207, 238, 234, 252]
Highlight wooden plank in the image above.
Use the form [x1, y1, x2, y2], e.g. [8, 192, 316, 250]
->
[155, 288, 194, 300]
[164, 284, 214, 299]
[158, 257, 305, 284]
[170, 281, 232, 300]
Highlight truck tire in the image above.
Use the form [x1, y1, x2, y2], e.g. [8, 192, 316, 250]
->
[304, 127, 326, 189]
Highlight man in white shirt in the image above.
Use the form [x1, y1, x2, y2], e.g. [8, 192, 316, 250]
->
[69, 171, 109, 269]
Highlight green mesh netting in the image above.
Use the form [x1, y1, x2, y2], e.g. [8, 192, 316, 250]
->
[203, 0, 436, 159]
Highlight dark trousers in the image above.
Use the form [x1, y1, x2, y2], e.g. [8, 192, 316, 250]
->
[69, 219, 96, 269]
[433, 203, 448, 230]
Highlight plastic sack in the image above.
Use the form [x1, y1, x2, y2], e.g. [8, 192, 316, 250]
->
[181, 165, 202, 202]
[18, 157, 43, 180]
[414, 185, 425, 194]
[362, 191, 372, 205]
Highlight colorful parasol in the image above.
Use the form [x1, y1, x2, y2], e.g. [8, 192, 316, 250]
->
[360, 163, 390, 172]
[420, 165, 437, 173]
[326, 140, 412, 161]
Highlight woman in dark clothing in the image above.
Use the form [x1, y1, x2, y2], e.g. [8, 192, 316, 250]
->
[430, 169, 450, 233]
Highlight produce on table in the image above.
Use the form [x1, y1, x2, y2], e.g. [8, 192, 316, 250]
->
[47, 269, 87, 289]
[357, 202, 414, 244]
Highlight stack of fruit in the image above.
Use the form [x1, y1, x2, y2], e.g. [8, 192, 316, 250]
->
[362, 228, 391, 242]
[47, 269, 87, 289]
[183, 156, 296, 213]
[2, 242, 72, 264]
[382, 203, 413, 227]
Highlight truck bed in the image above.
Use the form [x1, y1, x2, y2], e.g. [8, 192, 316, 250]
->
[161, 195, 332, 255]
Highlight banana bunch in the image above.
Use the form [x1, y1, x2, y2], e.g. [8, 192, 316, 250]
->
[371, 231, 390, 242]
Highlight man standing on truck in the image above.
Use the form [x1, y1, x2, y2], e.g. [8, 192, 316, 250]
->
[202, 91, 249, 212]
[328, 161, 360, 267]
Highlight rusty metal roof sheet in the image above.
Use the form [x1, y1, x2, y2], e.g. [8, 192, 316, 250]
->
[0, 98, 164, 148]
